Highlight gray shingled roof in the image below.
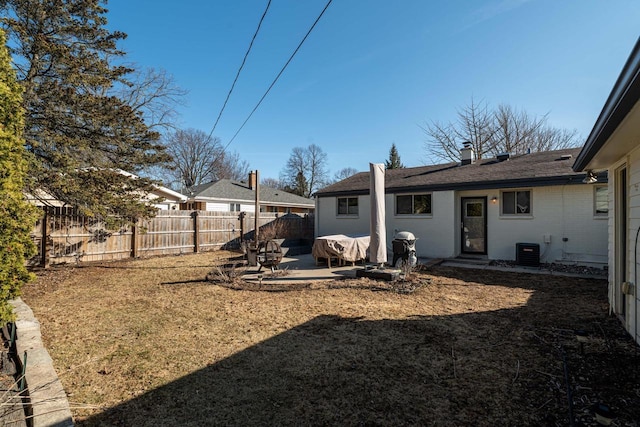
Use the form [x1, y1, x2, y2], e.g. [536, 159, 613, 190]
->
[316, 148, 604, 197]
[187, 179, 314, 207]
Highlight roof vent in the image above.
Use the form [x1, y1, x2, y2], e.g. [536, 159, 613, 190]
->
[496, 152, 510, 162]
[560, 154, 573, 160]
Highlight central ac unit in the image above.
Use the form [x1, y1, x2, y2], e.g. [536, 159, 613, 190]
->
[516, 243, 540, 267]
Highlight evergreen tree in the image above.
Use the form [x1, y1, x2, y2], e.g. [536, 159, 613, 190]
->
[294, 171, 309, 197]
[1, 0, 170, 223]
[0, 29, 39, 323]
[385, 143, 405, 169]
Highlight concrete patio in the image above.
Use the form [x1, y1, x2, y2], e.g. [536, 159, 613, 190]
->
[240, 253, 607, 284]
[242, 253, 368, 284]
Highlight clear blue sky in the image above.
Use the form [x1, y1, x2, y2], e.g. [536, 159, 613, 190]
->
[106, 0, 640, 182]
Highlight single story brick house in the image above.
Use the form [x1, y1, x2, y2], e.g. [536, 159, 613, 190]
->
[573, 36, 640, 343]
[315, 147, 608, 265]
[182, 171, 315, 215]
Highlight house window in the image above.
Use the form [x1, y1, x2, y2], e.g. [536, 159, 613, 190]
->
[181, 201, 205, 211]
[501, 190, 531, 215]
[230, 203, 241, 212]
[594, 185, 608, 216]
[396, 194, 432, 215]
[337, 197, 358, 215]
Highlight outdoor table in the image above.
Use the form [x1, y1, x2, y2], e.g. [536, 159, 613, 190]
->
[312, 234, 370, 268]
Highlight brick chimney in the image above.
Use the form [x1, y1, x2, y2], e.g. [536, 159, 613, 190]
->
[248, 171, 257, 190]
[460, 141, 474, 165]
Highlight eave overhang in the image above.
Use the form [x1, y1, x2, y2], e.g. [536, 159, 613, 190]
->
[574, 37, 640, 172]
[315, 173, 607, 198]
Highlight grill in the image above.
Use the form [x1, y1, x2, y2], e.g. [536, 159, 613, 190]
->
[392, 231, 417, 268]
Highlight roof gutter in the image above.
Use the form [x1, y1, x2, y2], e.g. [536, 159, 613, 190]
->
[191, 196, 313, 208]
[573, 37, 640, 172]
[315, 173, 607, 198]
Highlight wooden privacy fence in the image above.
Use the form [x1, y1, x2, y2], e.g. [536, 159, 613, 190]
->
[30, 207, 314, 266]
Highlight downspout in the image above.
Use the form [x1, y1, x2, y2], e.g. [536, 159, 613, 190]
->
[314, 195, 319, 238]
[560, 184, 568, 262]
[634, 225, 639, 344]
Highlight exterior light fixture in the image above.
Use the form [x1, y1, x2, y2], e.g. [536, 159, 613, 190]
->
[491, 196, 498, 204]
[583, 171, 598, 184]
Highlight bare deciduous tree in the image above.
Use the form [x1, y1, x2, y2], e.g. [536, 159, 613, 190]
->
[280, 144, 329, 197]
[493, 104, 544, 155]
[115, 67, 187, 133]
[164, 129, 223, 189]
[423, 99, 580, 163]
[307, 144, 330, 196]
[422, 98, 497, 163]
[161, 129, 252, 190]
[212, 150, 250, 182]
[261, 177, 285, 190]
[333, 167, 359, 182]
[527, 126, 578, 153]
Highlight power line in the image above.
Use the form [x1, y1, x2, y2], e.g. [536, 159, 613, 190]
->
[223, 0, 333, 151]
[208, 0, 272, 140]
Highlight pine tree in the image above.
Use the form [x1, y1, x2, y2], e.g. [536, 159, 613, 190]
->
[0, 29, 39, 323]
[385, 143, 405, 169]
[294, 171, 309, 197]
[1, 0, 171, 224]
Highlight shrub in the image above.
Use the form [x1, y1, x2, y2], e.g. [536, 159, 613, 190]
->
[0, 29, 39, 323]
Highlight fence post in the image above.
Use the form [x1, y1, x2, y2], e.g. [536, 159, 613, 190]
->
[238, 212, 245, 243]
[193, 211, 199, 253]
[40, 207, 48, 268]
[131, 220, 139, 259]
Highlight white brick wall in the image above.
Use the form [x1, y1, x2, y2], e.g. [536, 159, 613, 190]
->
[316, 184, 607, 263]
[621, 147, 640, 342]
[458, 185, 607, 263]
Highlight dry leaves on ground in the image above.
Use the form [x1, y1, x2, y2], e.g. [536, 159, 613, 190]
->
[20, 252, 640, 426]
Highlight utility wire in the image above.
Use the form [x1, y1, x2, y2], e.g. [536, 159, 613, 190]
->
[223, 0, 333, 150]
[208, 0, 272, 140]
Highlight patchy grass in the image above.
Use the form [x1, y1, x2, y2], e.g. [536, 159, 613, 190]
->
[22, 252, 640, 426]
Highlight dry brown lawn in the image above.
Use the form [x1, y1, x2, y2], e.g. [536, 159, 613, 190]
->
[21, 251, 640, 426]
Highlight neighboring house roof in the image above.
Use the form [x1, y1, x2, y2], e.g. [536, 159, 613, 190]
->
[316, 148, 601, 197]
[101, 170, 187, 205]
[150, 185, 188, 203]
[114, 170, 186, 203]
[27, 170, 186, 207]
[573, 37, 640, 172]
[186, 179, 315, 208]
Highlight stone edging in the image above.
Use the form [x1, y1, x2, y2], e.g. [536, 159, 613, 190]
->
[11, 297, 74, 427]
[438, 261, 608, 279]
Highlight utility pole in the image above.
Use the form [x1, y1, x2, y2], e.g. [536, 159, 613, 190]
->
[254, 170, 260, 242]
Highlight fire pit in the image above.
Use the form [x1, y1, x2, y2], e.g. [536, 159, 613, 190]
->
[256, 239, 283, 272]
